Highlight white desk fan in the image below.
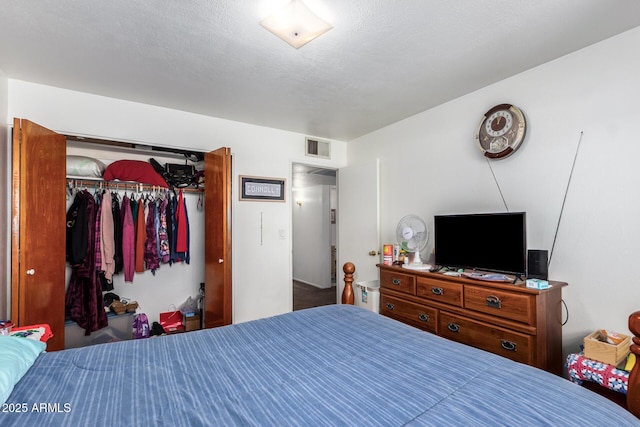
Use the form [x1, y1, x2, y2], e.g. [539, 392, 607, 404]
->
[396, 214, 431, 270]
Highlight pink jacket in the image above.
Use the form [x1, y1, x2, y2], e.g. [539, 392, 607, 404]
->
[100, 192, 115, 281]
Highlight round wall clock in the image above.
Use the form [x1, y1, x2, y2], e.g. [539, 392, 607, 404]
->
[475, 104, 526, 159]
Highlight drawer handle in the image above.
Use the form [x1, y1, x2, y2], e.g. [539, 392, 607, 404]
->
[418, 313, 429, 322]
[486, 295, 501, 309]
[431, 287, 443, 295]
[392, 278, 401, 285]
[501, 339, 517, 352]
[447, 323, 460, 333]
[386, 303, 395, 310]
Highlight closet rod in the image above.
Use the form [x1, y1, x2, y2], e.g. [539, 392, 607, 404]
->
[66, 178, 204, 194]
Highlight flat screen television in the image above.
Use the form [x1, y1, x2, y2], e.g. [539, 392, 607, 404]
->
[434, 212, 527, 275]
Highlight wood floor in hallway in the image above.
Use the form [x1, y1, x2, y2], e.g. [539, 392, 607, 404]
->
[293, 280, 336, 311]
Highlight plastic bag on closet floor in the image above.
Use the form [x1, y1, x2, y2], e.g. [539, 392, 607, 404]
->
[179, 296, 198, 316]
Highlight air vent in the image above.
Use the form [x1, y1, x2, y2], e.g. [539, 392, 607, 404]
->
[305, 137, 331, 159]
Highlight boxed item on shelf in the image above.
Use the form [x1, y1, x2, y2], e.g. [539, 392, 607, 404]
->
[383, 244, 393, 265]
[184, 313, 201, 332]
[526, 278, 549, 289]
[583, 330, 631, 366]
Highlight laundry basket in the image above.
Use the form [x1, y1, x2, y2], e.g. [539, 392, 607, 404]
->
[354, 280, 380, 313]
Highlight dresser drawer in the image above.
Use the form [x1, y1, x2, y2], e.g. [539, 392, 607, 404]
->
[380, 295, 437, 333]
[416, 277, 463, 307]
[439, 311, 533, 365]
[464, 285, 535, 325]
[380, 270, 416, 295]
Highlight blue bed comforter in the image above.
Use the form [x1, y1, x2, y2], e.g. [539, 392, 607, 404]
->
[1, 305, 638, 426]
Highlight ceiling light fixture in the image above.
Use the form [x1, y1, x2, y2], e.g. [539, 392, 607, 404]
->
[260, 0, 333, 49]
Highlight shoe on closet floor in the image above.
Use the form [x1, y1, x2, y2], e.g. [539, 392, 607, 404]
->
[125, 301, 138, 313]
[109, 300, 126, 315]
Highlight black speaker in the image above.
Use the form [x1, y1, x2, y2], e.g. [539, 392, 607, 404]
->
[527, 249, 548, 280]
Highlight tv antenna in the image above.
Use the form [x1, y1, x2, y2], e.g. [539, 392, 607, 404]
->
[486, 158, 510, 212]
[548, 131, 584, 268]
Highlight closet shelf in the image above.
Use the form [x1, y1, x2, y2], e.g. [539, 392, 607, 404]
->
[66, 177, 204, 194]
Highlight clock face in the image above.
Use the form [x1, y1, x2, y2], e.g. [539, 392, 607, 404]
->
[485, 110, 512, 137]
[476, 104, 526, 159]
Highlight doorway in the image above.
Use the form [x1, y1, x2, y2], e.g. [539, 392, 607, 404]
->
[291, 163, 337, 310]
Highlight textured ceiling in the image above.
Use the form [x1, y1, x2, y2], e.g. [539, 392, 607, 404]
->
[1, 0, 639, 141]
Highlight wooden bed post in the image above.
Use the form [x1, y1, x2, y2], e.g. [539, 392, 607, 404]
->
[342, 262, 355, 305]
[628, 311, 640, 418]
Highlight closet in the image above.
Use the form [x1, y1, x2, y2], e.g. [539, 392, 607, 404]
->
[11, 118, 232, 351]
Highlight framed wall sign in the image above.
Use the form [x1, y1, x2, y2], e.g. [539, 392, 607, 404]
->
[239, 175, 286, 202]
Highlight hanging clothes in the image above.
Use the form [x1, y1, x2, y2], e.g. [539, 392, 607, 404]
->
[144, 199, 160, 273]
[121, 194, 135, 282]
[94, 192, 112, 292]
[65, 190, 108, 336]
[135, 197, 146, 273]
[166, 193, 174, 263]
[169, 194, 181, 264]
[158, 197, 170, 263]
[100, 191, 115, 285]
[130, 194, 138, 224]
[112, 194, 124, 275]
[66, 191, 88, 265]
[154, 197, 162, 261]
[94, 192, 103, 272]
[176, 190, 188, 253]
[183, 195, 190, 265]
[170, 190, 190, 264]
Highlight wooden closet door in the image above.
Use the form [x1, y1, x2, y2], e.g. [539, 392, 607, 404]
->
[11, 118, 66, 351]
[204, 147, 232, 328]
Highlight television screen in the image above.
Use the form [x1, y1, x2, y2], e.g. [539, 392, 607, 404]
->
[434, 212, 527, 275]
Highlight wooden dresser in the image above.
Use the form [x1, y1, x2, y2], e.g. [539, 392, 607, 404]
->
[378, 264, 567, 375]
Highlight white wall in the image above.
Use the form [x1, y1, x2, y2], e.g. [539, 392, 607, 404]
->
[292, 184, 333, 288]
[0, 69, 7, 319]
[6, 81, 347, 324]
[345, 27, 640, 357]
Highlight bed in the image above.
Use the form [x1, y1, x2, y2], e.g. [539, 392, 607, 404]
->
[2, 304, 640, 426]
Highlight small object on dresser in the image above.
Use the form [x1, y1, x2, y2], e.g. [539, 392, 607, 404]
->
[526, 278, 550, 289]
[383, 244, 393, 265]
[443, 271, 461, 277]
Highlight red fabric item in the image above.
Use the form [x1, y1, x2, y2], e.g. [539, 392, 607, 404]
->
[12, 324, 54, 343]
[121, 195, 135, 282]
[566, 353, 629, 394]
[103, 160, 168, 187]
[176, 190, 188, 252]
